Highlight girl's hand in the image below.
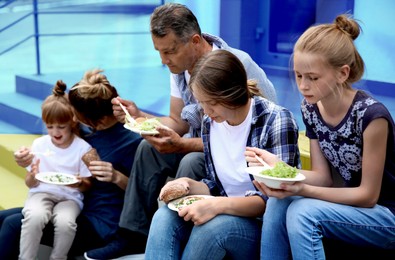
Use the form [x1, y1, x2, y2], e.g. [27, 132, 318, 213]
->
[68, 173, 83, 188]
[26, 159, 40, 188]
[178, 197, 219, 225]
[253, 180, 303, 199]
[14, 146, 34, 168]
[245, 147, 281, 167]
[68, 175, 92, 192]
[159, 179, 190, 203]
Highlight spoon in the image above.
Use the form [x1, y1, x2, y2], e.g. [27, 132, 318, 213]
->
[30, 149, 55, 157]
[255, 155, 271, 168]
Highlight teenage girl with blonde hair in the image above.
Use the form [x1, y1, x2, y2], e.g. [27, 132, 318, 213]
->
[247, 14, 395, 259]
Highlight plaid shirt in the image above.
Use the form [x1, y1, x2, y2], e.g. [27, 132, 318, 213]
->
[201, 96, 300, 201]
[177, 33, 276, 138]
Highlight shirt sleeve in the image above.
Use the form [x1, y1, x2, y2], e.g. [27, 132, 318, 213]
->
[170, 74, 182, 98]
[301, 99, 318, 140]
[230, 48, 277, 103]
[266, 108, 300, 168]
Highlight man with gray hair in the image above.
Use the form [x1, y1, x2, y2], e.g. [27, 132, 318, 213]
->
[85, 3, 276, 259]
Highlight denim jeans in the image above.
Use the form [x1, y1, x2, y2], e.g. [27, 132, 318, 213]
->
[119, 140, 206, 236]
[145, 206, 262, 260]
[261, 197, 395, 260]
[0, 207, 23, 259]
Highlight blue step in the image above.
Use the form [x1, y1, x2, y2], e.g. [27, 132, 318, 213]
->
[16, 75, 56, 100]
[1, 66, 171, 134]
[0, 92, 44, 134]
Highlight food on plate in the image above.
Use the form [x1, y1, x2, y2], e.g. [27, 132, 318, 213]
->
[126, 117, 161, 132]
[41, 173, 74, 183]
[82, 148, 101, 167]
[174, 196, 206, 210]
[36, 172, 78, 185]
[260, 162, 297, 178]
[161, 183, 189, 204]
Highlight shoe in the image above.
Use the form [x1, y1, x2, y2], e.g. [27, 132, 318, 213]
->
[84, 236, 146, 260]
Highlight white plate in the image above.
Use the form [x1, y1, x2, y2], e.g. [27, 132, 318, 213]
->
[123, 123, 159, 135]
[36, 172, 78, 185]
[168, 195, 214, 211]
[245, 166, 305, 189]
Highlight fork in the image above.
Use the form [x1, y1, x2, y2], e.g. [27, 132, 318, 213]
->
[255, 155, 271, 168]
[119, 103, 136, 124]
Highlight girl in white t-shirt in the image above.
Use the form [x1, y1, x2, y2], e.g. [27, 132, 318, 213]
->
[17, 80, 92, 260]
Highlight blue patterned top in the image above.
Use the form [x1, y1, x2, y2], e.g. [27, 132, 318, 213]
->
[201, 96, 300, 201]
[302, 90, 395, 214]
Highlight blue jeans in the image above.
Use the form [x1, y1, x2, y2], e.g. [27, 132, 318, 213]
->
[261, 197, 395, 260]
[145, 206, 261, 260]
[0, 207, 23, 259]
[119, 140, 206, 236]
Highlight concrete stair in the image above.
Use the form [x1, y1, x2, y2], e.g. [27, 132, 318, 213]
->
[0, 92, 44, 134]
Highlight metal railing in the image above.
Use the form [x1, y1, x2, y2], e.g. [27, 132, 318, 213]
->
[0, 0, 164, 75]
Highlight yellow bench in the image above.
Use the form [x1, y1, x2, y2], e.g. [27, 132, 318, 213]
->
[298, 131, 311, 170]
[0, 134, 40, 209]
[0, 132, 311, 210]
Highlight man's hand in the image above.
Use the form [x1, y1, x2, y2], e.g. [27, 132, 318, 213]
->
[143, 125, 185, 153]
[112, 96, 142, 123]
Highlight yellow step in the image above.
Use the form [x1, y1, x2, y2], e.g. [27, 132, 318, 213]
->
[0, 134, 40, 209]
[298, 131, 311, 170]
[0, 133, 310, 209]
[0, 134, 41, 178]
[0, 165, 28, 209]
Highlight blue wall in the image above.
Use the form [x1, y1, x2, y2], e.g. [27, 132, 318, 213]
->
[216, 0, 394, 87]
[354, 0, 395, 84]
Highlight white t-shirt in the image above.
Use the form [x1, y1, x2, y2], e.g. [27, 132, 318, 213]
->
[27, 135, 92, 209]
[209, 99, 256, 196]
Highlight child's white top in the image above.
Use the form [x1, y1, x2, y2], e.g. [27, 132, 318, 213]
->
[27, 135, 92, 209]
